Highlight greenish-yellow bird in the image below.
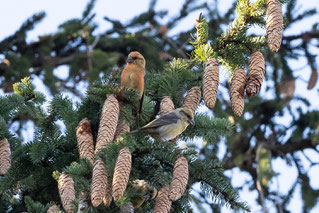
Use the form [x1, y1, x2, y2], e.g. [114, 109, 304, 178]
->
[131, 179, 157, 208]
[131, 107, 194, 141]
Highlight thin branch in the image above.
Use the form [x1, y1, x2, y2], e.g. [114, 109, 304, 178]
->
[283, 32, 319, 41]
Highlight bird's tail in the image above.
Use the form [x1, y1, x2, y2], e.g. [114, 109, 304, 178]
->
[128, 129, 140, 134]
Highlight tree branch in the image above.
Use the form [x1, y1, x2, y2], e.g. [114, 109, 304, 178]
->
[283, 32, 319, 41]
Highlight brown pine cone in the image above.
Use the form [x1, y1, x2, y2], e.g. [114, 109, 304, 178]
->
[95, 95, 119, 154]
[91, 159, 112, 207]
[58, 173, 75, 213]
[0, 138, 11, 175]
[169, 156, 189, 201]
[160, 96, 175, 115]
[182, 86, 201, 114]
[154, 186, 171, 213]
[47, 204, 60, 213]
[280, 79, 295, 97]
[230, 68, 246, 117]
[307, 69, 318, 90]
[112, 147, 132, 201]
[266, 0, 283, 52]
[120, 202, 134, 213]
[76, 118, 95, 165]
[203, 58, 219, 109]
[103, 185, 113, 207]
[246, 51, 265, 97]
[114, 119, 130, 142]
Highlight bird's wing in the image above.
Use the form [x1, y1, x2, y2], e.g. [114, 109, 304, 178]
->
[138, 72, 146, 114]
[140, 111, 180, 130]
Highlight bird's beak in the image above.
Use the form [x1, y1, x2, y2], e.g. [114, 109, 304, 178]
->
[126, 56, 134, 63]
[189, 119, 195, 125]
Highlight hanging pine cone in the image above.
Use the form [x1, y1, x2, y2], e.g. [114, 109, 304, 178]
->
[0, 138, 11, 175]
[266, 0, 283, 52]
[91, 159, 112, 207]
[95, 95, 119, 154]
[280, 79, 295, 98]
[58, 173, 75, 213]
[203, 58, 219, 109]
[112, 147, 132, 201]
[103, 192, 113, 207]
[307, 69, 318, 90]
[47, 204, 60, 213]
[169, 156, 189, 201]
[230, 68, 246, 117]
[154, 186, 171, 213]
[114, 119, 130, 142]
[182, 86, 201, 113]
[76, 118, 95, 165]
[246, 51, 265, 97]
[160, 96, 175, 115]
[120, 202, 134, 213]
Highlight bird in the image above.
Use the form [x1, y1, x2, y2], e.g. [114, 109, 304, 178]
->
[131, 179, 157, 209]
[120, 51, 146, 123]
[130, 107, 195, 141]
[121, 51, 145, 98]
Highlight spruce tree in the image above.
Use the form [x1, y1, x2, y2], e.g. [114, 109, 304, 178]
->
[0, 0, 319, 212]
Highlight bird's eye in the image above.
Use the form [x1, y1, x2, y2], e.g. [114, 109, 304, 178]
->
[132, 57, 138, 60]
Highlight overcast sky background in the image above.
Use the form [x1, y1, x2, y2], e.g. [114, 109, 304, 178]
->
[0, 0, 318, 212]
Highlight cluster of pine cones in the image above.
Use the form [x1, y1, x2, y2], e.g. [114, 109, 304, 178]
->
[201, 0, 283, 117]
[51, 90, 201, 213]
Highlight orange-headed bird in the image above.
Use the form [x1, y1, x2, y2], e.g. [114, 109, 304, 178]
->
[121, 51, 146, 117]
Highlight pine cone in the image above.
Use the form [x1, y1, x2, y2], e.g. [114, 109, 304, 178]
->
[154, 186, 171, 213]
[95, 95, 119, 154]
[160, 96, 175, 115]
[307, 69, 318, 90]
[246, 51, 265, 97]
[114, 119, 130, 142]
[0, 138, 11, 175]
[103, 192, 113, 207]
[280, 79, 295, 97]
[91, 159, 112, 207]
[169, 156, 189, 201]
[266, 0, 283, 52]
[230, 68, 246, 117]
[112, 147, 132, 201]
[58, 173, 75, 213]
[203, 58, 219, 109]
[76, 118, 95, 165]
[47, 204, 60, 213]
[120, 202, 134, 213]
[182, 86, 201, 113]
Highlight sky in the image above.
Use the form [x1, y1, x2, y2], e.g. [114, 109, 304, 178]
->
[0, 0, 319, 212]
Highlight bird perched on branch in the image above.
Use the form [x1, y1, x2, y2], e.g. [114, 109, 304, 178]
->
[131, 179, 157, 208]
[130, 108, 195, 141]
[120, 51, 146, 115]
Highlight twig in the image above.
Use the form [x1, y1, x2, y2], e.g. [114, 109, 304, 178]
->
[256, 179, 268, 213]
